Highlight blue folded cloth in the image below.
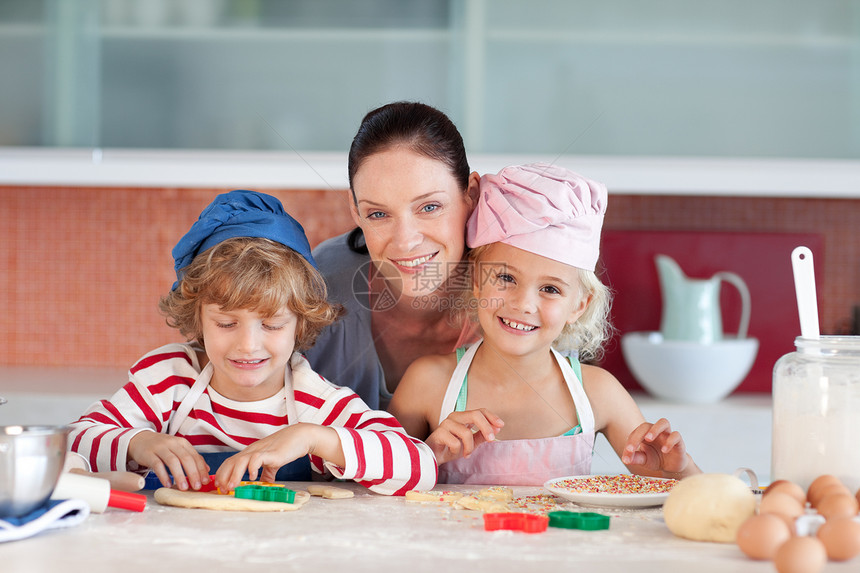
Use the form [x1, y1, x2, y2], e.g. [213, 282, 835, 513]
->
[0, 499, 90, 543]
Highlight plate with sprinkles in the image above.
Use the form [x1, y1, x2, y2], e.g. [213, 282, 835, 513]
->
[544, 474, 679, 508]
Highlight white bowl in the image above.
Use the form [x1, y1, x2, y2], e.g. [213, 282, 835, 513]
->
[621, 332, 759, 403]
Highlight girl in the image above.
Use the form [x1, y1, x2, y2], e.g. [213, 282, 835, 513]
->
[68, 190, 436, 495]
[389, 164, 701, 485]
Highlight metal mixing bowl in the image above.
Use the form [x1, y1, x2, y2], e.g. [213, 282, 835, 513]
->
[0, 425, 70, 518]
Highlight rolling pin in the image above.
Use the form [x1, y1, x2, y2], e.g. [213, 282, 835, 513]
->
[62, 452, 146, 492]
[51, 473, 146, 513]
[69, 468, 146, 492]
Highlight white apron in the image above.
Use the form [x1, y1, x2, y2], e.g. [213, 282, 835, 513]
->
[437, 340, 596, 486]
[142, 355, 310, 486]
[167, 361, 298, 437]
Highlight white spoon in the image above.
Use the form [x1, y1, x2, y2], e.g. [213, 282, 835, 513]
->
[791, 246, 820, 339]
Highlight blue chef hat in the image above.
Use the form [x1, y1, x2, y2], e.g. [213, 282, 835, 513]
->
[171, 190, 316, 289]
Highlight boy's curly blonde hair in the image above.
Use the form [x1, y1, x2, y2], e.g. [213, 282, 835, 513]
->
[159, 237, 343, 352]
[466, 245, 614, 363]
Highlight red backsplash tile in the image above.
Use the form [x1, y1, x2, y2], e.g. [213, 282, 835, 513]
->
[0, 187, 355, 370]
[1, 186, 858, 395]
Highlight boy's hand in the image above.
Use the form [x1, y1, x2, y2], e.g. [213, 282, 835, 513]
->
[427, 409, 504, 465]
[214, 423, 342, 491]
[127, 431, 210, 491]
[621, 418, 691, 476]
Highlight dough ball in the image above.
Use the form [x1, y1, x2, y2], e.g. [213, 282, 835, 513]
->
[663, 473, 756, 543]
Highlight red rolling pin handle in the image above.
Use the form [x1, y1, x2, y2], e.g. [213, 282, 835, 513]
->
[108, 489, 147, 512]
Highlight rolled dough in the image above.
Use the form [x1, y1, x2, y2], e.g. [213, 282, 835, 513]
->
[307, 484, 354, 499]
[453, 495, 508, 513]
[154, 487, 310, 512]
[405, 490, 464, 502]
[478, 486, 514, 502]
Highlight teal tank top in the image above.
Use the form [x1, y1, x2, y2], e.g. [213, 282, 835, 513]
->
[453, 347, 583, 436]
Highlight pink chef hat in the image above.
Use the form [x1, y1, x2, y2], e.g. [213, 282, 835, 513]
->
[466, 163, 607, 271]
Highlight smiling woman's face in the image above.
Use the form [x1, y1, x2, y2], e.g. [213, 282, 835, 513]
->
[350, 146, 475, 301]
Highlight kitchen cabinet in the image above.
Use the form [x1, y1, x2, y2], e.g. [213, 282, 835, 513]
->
[0, 0, 454, 150]
[1, 0, 858, 161]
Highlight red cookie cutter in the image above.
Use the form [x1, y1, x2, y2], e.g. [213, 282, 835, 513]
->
[197, 476, 219, 493]
[483, 512, 549, 533]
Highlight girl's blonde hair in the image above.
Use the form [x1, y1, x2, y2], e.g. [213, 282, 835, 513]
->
[467, 245, 614, 363]
[554, 267, 614, 362]
[159, 237, 343, 351]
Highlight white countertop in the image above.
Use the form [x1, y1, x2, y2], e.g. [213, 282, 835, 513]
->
[5, 481, 850, 573]
[0, 365, 774, 484]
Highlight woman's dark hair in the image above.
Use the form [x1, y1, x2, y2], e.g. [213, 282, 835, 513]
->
[347, 101, 471, 254]
[348, 101, 470, 196]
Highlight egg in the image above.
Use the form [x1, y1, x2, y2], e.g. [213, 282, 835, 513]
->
[811, 483, 851, 509]
[773, 536, 827, 573]
[807, 474, 843, 506]
[817, 493, 859, 520]
[817, 516, 860, 561]
[759, 491, 805, 520]
[765, 480, 806, 506]
[736, 513, 792, 560]
[772, 512, 798, 537]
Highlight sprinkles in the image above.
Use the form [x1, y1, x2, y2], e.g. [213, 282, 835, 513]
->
[551, 475, 678, 495]
[510, 494, 559, 515]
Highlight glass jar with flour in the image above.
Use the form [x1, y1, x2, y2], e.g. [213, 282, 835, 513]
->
[771, 336, 860, 492]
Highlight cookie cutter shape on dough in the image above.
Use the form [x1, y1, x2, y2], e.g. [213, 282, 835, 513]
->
[478, 486, 514, 502]
[547, 510, 610, 530]
[307, 484, 354, 499]
[234, 484, 296, 504]
[483, 513, 549, 533]
[454, 495, 509, 513]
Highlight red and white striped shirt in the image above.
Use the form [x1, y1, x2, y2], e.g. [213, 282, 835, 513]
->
[69, 343, 437, 495]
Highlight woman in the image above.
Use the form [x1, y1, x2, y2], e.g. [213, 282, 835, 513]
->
[304, 102, 481, 409]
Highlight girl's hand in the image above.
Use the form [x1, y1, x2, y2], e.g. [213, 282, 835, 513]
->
[127, 431, 210, 491]
[427, 409, 504, 465]
[621, 418, 691, 476]
[214, 423, 342, 491]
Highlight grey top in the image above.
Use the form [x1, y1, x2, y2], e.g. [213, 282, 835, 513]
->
[304, 231, 390, 410]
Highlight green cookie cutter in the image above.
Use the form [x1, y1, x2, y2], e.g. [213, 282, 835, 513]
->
[547, 510, 610, 530]
[233, 484, 296, 504]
